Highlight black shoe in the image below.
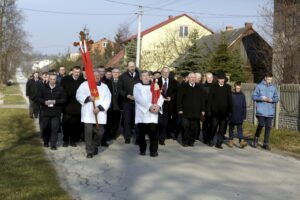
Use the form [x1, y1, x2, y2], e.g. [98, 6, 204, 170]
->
[253, 137, 258, 148]
[63, 142, 69, 147]
[150, 152, 158, 157]
[125, 139, 130, 144]
[203, 140, 208, 145]
[159, 140, 165, 145]
[262, 143, 271, 151]
[51, 146, 57, 150]
[44, 143, 49, 147]
[86, 153, 93, 158]
[215, 144, 223, 149]
[208, 141, 214, 147]
[70, 142, 77, 147]
[140, 151, 146, 156]
[93, 148, 98, 155]
[101, 142, 109, 147]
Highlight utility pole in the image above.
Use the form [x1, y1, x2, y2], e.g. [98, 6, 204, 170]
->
[136, 5, 142, 68]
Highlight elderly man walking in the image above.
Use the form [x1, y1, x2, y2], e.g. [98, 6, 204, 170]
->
[37, 74, 66, 150]
[207, 72, 232, 149]
[177, 73, 205, 147]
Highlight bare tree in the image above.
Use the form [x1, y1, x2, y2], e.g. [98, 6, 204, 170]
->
[259, 0, 300, 84]
[0, 0, 30, 83]
[114, 22, 131, 54]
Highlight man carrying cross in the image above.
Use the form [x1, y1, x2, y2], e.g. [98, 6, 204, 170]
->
[76, 71, 111, 158]
[74, 31, 111, 158]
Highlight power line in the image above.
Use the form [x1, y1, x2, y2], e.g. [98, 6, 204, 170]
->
[143, 13, 263, 18]
[102, 0, 262, 18]
[20, 7, 135, 16]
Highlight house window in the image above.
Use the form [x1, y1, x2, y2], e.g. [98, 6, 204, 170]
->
[179, 26, 188, 37]
[102, 41, 108, 48]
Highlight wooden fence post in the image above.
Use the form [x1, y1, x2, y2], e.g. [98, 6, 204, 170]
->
[275, 85, 280, 129]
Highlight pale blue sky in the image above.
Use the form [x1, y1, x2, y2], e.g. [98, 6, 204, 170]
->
[17, 0, 270, 55]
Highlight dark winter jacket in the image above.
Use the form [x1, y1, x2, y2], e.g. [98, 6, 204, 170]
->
[60, 75, 85, 115]
[26, 79, 42, 101]
[117, 70, 140, 103]
[177, 83, 205, 119]
[202, 82, 213, 113]
[37, 84, 66, 117]
[230, 91, 247, 124]
[208, 83, 232, 118]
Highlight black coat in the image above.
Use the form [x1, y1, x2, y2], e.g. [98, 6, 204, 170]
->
[107, 79, 122, 111]
[158, 77, 178, 113]
[208, 83, 232, 118]
[117, 70, 140, 103]
[202, 82, 213, 113]
[26, 79, 42, 101]
[230, 91, 246, 124]
[37, 84, 66, 117]
[60, 75, 85, 115]
[177, 83, 205, 119]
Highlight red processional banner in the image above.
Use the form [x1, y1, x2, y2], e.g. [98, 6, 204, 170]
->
[79, 40, 100, 99]
[150, 79, 161, 104]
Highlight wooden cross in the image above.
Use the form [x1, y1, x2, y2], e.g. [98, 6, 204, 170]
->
[73, 31, 94, 50]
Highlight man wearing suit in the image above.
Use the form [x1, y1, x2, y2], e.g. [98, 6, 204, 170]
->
[117, 61, 140, 144]
[60, 66, 85, 147]
[177, 73, 205, 147]
[105, 67, 122, 142]
[157, 66, 177, 145]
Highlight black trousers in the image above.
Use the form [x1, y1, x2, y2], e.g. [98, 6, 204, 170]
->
[42, 116, 60, 147]
[195, 119, 201, 140]
[122, 102, 135, 140]
[202, 115, 213, 143]
[103, 110, 121, 142]
[181, 118, 198, 145]
[29, 99, 40, 118]
[62, 113, 82, 143]
[158, 110, 172, 141]
[210, 116, 228, 145]
[138, 123, 158, 154]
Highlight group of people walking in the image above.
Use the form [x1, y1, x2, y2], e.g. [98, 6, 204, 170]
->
[26, 61, 279, 158]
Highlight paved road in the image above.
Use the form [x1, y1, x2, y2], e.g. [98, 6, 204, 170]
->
[16, 68, 300, 200]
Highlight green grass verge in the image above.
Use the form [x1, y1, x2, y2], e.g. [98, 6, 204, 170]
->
[242, 122, 300, 155]
[3, 95, 25, 104]
[0, 84, 22, 95]
[0, 108, 71, 200]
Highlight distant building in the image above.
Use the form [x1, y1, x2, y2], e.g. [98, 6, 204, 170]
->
[69, 52, 80, 61]
[32, 59, 53, 71]
[107, 13, 213, 70]
[173, 23, 272, 83]
[273, 0, 300, 84]
[90, 38, 115, 56]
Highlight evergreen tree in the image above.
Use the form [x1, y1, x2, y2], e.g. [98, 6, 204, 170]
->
[125, 39, 137, 64]
[204, 33, 245, 82]
[174, 30, 205, 76]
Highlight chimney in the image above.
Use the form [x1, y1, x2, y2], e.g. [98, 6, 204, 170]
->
[244, 22, 253, 28]
[226, 26, 233, 31]
[168, 15, 173, 20]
